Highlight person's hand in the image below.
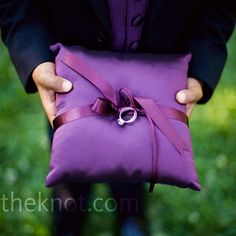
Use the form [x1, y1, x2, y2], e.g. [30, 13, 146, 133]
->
[32, 62, 73, 126]
[176, 77, 203, 118]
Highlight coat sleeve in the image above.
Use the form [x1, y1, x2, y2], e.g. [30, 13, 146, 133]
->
[0, 0, 54, 93]
[186, 0, 236, 103]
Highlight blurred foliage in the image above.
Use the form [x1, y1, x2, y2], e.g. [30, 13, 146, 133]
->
[0, 31, 236, 236]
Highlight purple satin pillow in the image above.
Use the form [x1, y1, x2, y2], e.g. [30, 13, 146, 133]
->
[46, 43, 201, 192]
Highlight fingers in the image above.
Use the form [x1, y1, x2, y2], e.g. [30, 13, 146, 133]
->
[186, 103, 196, 118]
[37, 87, 57, 126]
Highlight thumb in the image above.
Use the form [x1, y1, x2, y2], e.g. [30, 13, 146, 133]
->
[176, 77, 203, 104]
[43, 75, 73, 93]
[176, 88, 198, 104]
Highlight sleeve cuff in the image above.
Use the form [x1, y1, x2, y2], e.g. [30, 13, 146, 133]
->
[5, 22, 55, 93]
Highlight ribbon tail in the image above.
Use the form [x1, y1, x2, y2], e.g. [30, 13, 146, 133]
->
[148, 183, 155, 193]
[134, 97, 188, 156]
[145, 114, 159, 192]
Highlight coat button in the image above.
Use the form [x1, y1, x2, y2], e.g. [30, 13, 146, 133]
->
[96, 31, 107, 46]
[129, 41, 140, 52]
[132, 15, 144, 27]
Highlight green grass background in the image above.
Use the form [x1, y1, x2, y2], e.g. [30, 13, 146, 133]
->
[0, 31, 236, 236]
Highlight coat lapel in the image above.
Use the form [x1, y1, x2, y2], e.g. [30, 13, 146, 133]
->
[148, 0, 169, 20]
[88, 0, 111, 35]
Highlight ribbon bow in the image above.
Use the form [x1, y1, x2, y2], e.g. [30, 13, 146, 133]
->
[53, 52, 189, 192]
[91, 87, 142, 117]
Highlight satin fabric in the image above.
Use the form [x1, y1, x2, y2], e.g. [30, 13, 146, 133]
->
[46, 43, 201, 192]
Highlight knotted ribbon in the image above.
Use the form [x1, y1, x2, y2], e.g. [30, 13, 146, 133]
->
[53, 52, 189, 192]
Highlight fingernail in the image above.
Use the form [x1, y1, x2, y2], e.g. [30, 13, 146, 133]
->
[63, 80, 72, 91]
[178, 92, 186, 103]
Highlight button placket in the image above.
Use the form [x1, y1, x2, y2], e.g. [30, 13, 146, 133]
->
[126, 0, 148, 52]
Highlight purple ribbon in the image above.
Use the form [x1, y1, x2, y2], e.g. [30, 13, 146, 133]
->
[53, 52, 189, 192]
